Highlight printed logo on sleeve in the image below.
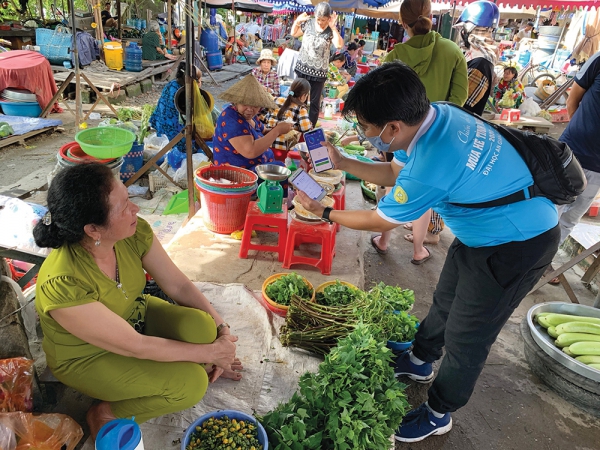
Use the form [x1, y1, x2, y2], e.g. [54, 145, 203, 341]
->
[393, 186, 408, 204]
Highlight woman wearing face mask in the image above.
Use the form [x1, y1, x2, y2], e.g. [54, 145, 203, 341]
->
[380, 0, 468, 264]
[291, 2, 344, 126]
[213, 74, 293, 171]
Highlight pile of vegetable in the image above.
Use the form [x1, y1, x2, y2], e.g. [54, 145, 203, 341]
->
[315, 281, 364, 307]
[535, 312, 600, 370]
[117, 107, 143, 122]
[379, 310, 419, 343]
[368, 282, 414, 312]
[265, 273, 313, 307]
[260, 324, 409, 450]
[0, 121, 14, 138]
[498, 89, 516, 108]
[280, 282, 417, 354]
[185, 416, 263, 450]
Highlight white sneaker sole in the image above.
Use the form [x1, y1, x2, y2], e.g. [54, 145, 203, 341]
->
[394, 371, 434, 383]
[395, 418, 453, 443]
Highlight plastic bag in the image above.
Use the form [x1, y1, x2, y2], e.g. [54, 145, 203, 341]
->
[0, 412, 83, 450]
[0, 358, 33, 413]
[519, 97, 541, 117]
[0, 196, 50, 256]
[193, 81, 215, 140]
[167, 150, 186, 170]
[143, 132, 170, 164]
[0, 423, 16, 450]
[173, 155, 210, 184]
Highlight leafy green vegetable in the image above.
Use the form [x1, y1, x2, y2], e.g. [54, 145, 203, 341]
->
[377, 310, 419, 343]
[315, 281, 364, 307]
[367, 282, 414, 312]
[265, 273, 313, 306]
[117, 107, 142, 122]
[281, 281, 418, 354]
[138, 103, 156, 144]
[260, 324, 409, 450]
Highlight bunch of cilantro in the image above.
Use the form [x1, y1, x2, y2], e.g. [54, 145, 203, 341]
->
[265, 273, 313, 306]
[260, 324, 409, 450]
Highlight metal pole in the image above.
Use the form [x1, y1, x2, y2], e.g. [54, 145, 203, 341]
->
[116, 0, 121, 40]
[185, 0, 195, 219]
[69, 0, 82, 127]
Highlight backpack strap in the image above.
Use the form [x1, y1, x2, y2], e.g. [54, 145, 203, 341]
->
[451, 186, 535, 209]
[436, 101, 536, 209]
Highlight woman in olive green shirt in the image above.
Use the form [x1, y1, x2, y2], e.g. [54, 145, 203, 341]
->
[142, 22, 177, 60]
[34, 164, 239, 440]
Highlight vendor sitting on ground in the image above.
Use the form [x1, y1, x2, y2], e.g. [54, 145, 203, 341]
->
[252, 49, 280, 96]
[213, 74, 292, 170]
[493, 66, 525, 108]
[327, 52, 351, 99]
[142, 21, 177, 60]
[253, 33, 263, 52]
[264, 78, 312, 160]
[357, 39, 366, 58]
[33, 163, 240, 441]
[149, 62, 201, 153]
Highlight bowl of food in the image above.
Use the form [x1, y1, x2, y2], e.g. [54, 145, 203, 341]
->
[182, 410, 268, 450]
[262, 272, 315, 316]
[308, 169, 343, 186]
[292, 194, 335, 220]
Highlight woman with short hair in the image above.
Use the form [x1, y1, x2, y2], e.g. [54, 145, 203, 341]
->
[290, 2, 344, 125]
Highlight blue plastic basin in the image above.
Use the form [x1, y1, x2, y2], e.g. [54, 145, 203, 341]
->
[181, 410, 268, 450]
[0, 101, 41, 117]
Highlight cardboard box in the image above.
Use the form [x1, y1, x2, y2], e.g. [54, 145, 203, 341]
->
[500, 108, 521, 122]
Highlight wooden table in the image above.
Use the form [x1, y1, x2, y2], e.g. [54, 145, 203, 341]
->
[490, 115, 554, 134]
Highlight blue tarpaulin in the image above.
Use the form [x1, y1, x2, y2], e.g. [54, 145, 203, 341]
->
[0, 116, 62, 137]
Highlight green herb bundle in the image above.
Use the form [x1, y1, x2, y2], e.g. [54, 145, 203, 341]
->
[378, 310, 419, 343]
[265, 273, 313, 306]
[367, 282, 415, 312]
[117, 107, 142, 122]
[261, 324, 409, 450]
[139, 103, 156, 144]
[315, 280, 364, 307]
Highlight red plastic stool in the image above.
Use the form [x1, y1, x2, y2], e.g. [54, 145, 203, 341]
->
[332, 184, 346, 231]
[283, 219, 336, 275]
[239, 202, 288, 261]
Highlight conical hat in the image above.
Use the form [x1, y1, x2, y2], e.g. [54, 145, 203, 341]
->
[219, 74, 277, 109]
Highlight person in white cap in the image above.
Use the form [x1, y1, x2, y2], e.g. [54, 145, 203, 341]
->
[252, 49, 280, 96]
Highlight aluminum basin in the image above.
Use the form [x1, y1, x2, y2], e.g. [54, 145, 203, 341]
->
[526, 302, 600, 382]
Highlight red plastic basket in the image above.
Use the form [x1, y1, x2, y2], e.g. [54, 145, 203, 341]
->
[196, 165, 258, 189]
[197, 185, 256, 234]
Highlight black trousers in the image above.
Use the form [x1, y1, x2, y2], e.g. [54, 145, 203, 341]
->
[296, 72, 326, 127]
[412, 225, 560, 413]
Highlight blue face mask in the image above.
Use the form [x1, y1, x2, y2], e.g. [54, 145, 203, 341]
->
[365, 123, 395, 152]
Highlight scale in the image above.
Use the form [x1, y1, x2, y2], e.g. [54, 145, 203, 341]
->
[255, 164, 291, 214]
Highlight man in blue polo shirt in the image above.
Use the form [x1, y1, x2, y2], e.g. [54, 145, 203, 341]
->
[296, 61, 560, 443]
[556, 51, 600, 243]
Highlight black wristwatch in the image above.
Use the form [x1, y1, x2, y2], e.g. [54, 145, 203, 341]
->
[322, 207, 334, 223]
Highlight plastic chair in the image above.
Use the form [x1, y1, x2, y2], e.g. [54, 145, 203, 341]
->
[283, 219, 336, 275]
[239, 201, 288, 261]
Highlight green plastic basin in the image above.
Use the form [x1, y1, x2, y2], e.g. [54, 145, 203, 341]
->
[75, 127, 136, 159]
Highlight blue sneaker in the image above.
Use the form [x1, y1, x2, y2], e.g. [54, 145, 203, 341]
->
[395, 403, 452, 443]
[394, 351, 434, 383]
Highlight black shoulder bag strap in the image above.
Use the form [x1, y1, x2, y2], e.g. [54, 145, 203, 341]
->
[436, 101, 535, 209]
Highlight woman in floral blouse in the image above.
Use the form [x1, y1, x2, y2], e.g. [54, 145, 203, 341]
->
[264, 78, 312, 160]
[291, 2, 344, 125]
[213, 75, 292, 171]
[493, 67, 525, 108]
